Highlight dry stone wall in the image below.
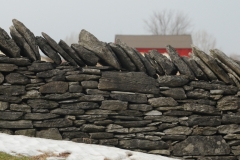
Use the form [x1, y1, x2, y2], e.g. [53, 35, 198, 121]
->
[0, 19, 240, 160]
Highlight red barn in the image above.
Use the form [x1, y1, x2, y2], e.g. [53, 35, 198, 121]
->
[115, 35, 192, 57]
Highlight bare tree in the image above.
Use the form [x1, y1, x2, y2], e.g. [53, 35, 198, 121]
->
[64, 32, 78, 45]
[144, 10, 192, 35]
[192, 30, 216, 53]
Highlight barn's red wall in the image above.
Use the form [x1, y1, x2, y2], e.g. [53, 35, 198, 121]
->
[136, 48, 192, 57]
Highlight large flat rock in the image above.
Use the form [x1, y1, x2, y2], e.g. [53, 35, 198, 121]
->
[40, 81, 68, 94]
[98, 72, 159, 94]
[158, 75, 189, 87]
[5, 72, 29, 85]
[0, 120, 33, 128]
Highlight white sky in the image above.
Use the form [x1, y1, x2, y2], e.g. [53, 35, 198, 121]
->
[0, 0, 240, 56]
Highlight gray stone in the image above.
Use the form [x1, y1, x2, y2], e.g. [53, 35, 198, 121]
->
[21, 90, 41, 99]
[36, 36, 62, 64]
[15, 129, 35, 137]
[192, 127, 217, 136]
[99, 71, 159, 94]
[0, 111, 23, 120]
[0, 57, 31, 66]
[10, 104, 31, 113]
[27, 99, 59, 109]
[148, 97, 178, 107]
[85, 109, 117, 115]
[109, 42, 136, 71]
[42, 32, 77, 66]
[0, 101, 9, 111]
[24, 113, 59, 120]
[44, 92, 84, 100]
[66, 74, 100, 81]
[73, 120, 86, 127]
[144, 53, 165, 75]
[144, 115, 179, 123]
[9, 26, 36, 61]
[99, 139, 118, 146]
[59, 40, 85, 66]
[161, 88, 186, 99]
[148, 150, 170, 156]
[69, 84, 82, 93]
[164, 126, 192, 135]
[81, 68, 101, 75]
[110, 115, 142, 121]
[28, 62, 53, 72]
[72, 138, 98, 144]
[0, 95, 22, 103]
[0, 120, 32, 128]
[0, 27, 20, 58]
[106, 124, 128, 133]
[0, 129, 13, 134]
[217, 96, 240, 111]
[222, 115, 240, 124]
[33, 118, 73, 128]
[180, 115, 221, 127]
[61, 102, 99, 110]
[78, 95, 104, 102]
[186, 89, 210, 99]
[36, 69, 66, 78]
[129, 104, 152, 111]
[158, 123, 178, 131]
[86, 89, 110, 97]
[90, 132, 114, 139]
[51, 108, 84, 115]
[110, 93, 148, 104]
[129, 126, 157, 133]
[40, 81, 68, 94]
[177, 99, 216, 106]
[119, 139, 168, 150]
[0, 72, 3, 85]
[197, 156, 236, 160]
[81, 81, 98, 89]
[36, 128, 62, 140]
[77, 115, 107, 122]
[164, 110, 192, 116]
[118, 110, 143, 117]
[167, 45, 195, 79]
[100, 100, 128, 110]
[71, 43, 99, 66]
[59, 127, 80, 132]
[218, 124, 240, 134]
[224, 134, 240, 140]
[81, 124, 105, 132]
[5, 72, 29, 85]
[115, 120, 151, 128]
[210, 90, 224, 95]
[32, 109, 49, 113]
[183, 103, 220, 115]
[94, 120, 113, 126]
[0, 64, 18, 72]
[161, 135, 186, 140]
[158, 75, 189, 87]
[79, 30, 120, 69]
[144, 110, 162, 116]
[12, 19, 40, 60]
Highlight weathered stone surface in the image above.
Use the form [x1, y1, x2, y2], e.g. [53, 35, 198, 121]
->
[186, 89, 210, 99]
[27, 99, 58, 109]
[164, 126, 192, 135]
[61, 102, 98, 110]
[78, 95, 104, 102]
[164, 110, 192, 116]
[148, 150, 170, 156]
[99, 139, 118, 146]
[71, 43, 99, 66]
[36, 69, 66, 78]
[36, 36, 62, 64]
[177, 99, 216, 106]
[224, 134, 240, 140]
[193, 46, 231, 84]
[85, 109, 117, 115]
[161, 135, 186, 140]
[81, 81, 98, 89]
[9, 26, 35, 61]
[222, 115, 240, 124]
[197, 156, 237, 160]
[218, 124, 240, 134]
[129, 126, 158, 133]
[66, 74, 100, 82]
[110, 93, 148, 103]
[158, 75, 189, 87]
[180, 115, 221, 127]
[172, 136, 230, 156]
[110, 115, 142, 121]
[100, 100, 127, 111]
[192, 127, 217, 136]
[119, 139, 168, 150]
[0, 27, 20, 58]
[28, 62, 53, 72]
[0, 120, 32, 128]
[182, 56, 208, 81]
[42, 32, 77, 66]
[167, 45, 195, 79]
[51, 108, 84, 115]
[81, 68, 101, 75]
[86, 89, 110, 97]
[24, 113, 59, 120]
[79, 30, 120, 69]
[145, 110, 162, 116]
[73, 120, 86, 126]
[115, 120, 151, 128]
[39, 81, 68, 94]
[0, 85, 25, 96]
[69, 84, 82, 93]
[72, 138, 98, 144]
[15, 129, 35, 137]
[90, 132, 114, 139]
[94, 120, 113, 126]
[129, 104, 152, 111]
[109, 43, 136, 71]
[0, 63, 18, 72]
[0, 95, 22, 103]
[0, 72, 3, 84]
[59, 40, 85, 66]
[21, 90, 41, 99]
[81, 124, 105, 132]
[145, 115, 179, 123]
[12, 19, 40, 60]
[36, 128, 62, 140]
[148, 97, 178, 107]
[118, 110, 143, 117]
[0, 56, 31, 66]
[10, 104, 31, 113]
[149, 50, 177, 75]
[0, 101, 9, 111]
[0, 111, 23, 120]
[99, 72, 159, 94]
[144, 53, 165, 75]
[183, 103, 220, 115]
[192, 54, 218, 81]
[106, 125, 128, 133]
[217, 96, 240, 111]
[33, 118, 72, 128]
[189, 81, 238, 95]
[44, 92, 84, 100]
[5, 72, 29, 85]
[116, 39, 145, 72]
[161, 88, 186, 99]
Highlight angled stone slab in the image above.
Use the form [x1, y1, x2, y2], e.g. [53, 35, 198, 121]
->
[149, 50, 177, 75]
[116, 39, 145, 72]
[182, 56, 208, 81]
[193, 46, 231, 84]
[192, 54, 218, 81]
[12, 19, 40, 60]
[109, 42, 136, 71]
[36, 36, 62, 65]
[98, 71, 159, 94]
[10, 26, 36, 61]
[210, 49, 240, 77]
[79, 29, 120, 69]
[144, 53, 164, 75]
[58, 40, 85, 66]
[71, 43, 99, 66]
[228, 73, 240, 88]
[0, 27, 20, 58]
[42, 32, 77, 66]
[166, 45, 195, 79]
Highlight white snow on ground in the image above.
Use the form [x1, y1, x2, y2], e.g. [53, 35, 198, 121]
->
[0, 133, 178, 160]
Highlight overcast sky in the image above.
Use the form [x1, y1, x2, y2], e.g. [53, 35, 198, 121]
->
[1, 0, 240, 57]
